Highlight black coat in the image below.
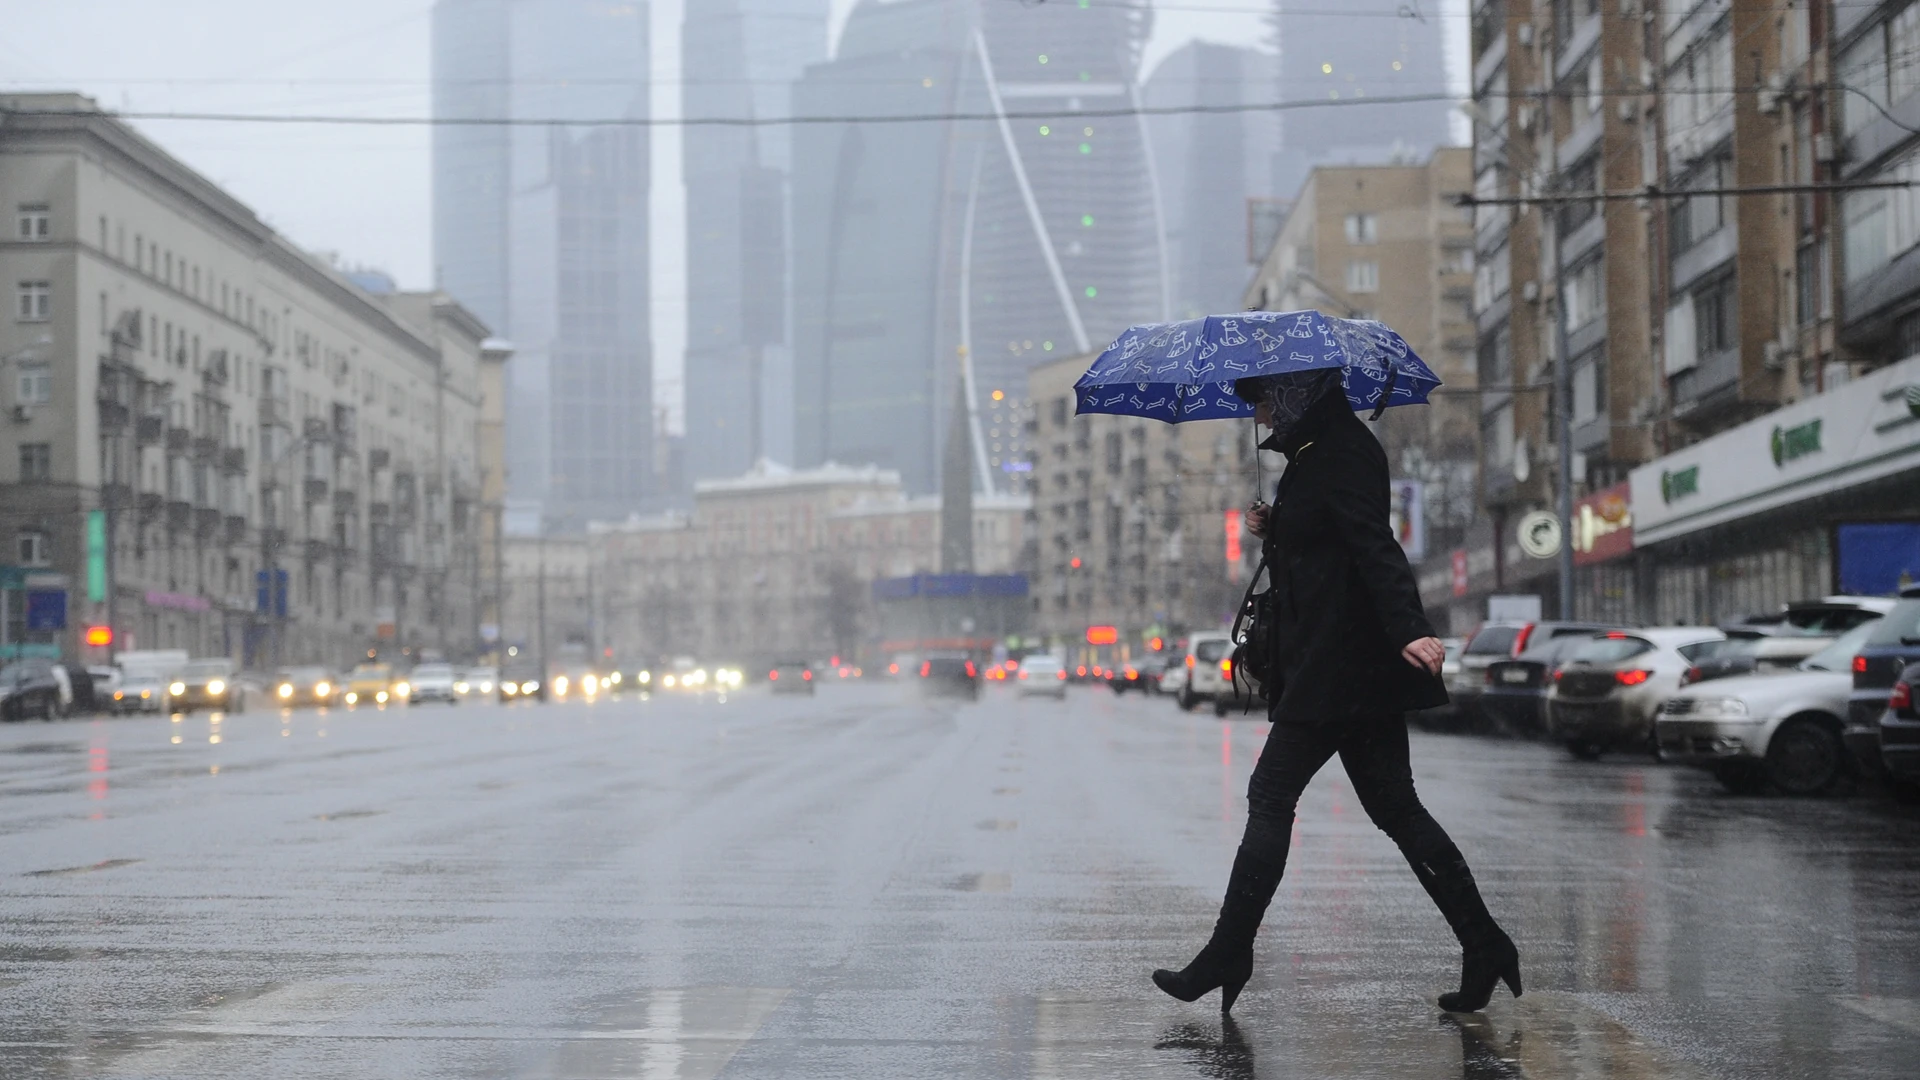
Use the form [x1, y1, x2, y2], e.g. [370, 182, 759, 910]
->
[1258, 394, 1447, 723]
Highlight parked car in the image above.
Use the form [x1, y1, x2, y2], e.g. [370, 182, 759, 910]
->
[498, 658, 546, 702]
[1109, 656, 1165, 694]
[1658, 621, 1877, 795]
[1880, 661, 1920, 795]
[1844, 586, 1920, 778]
[1450, 621, 1620, 726]
[168, 657, 242, 714]
[1689, 597, 1896, 685]
[406, 663, 459, 704]
[343, 662, 398, 706]
[1160, 656, 1190, 700]
[919, 655, 980, 700]
[1016, 654, 1068, 699]
[768, 660, 816, 695]
[1546, 628, 1725, 759]
[111, 648, 187, 714]
[0, 659, 67, 721]
[271, 666, 337, 708]
[1479, 633, 1604, 735]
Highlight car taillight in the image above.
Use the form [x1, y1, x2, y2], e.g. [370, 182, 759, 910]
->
[1553, 669, 1565, 682]
[1680, 666, 1701, 687]
[1512, 623, 1535, 656]
[1056, 670, 1066, 680]
[1076, 665, 1087, 677]
[1018, 671, 1028, 679]
[1891, 682, 1913, 711]
[888, 663, 899, 674]
[1854, 655, 1868, 674]
[1616, 669, 1651, 686]
[802, 670, 812, 681]
[965, 661, 976, 677]
[769, 670, 779, 681]
[1220, 659, 1233, 677]
[920, 662, 931, 677]
[1185, 655, 1195, 669]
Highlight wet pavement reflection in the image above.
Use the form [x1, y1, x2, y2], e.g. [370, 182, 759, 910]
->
[0, 683, 1916, 1077]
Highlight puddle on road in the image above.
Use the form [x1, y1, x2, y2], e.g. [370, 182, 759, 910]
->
[1457, 991, 1719, 1080]
[951, 872, 1012, 893]
[24, 858, 140, 877]
[530, 986, 789, 1080]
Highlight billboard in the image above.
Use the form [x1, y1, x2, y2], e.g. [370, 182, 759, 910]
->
[1836, 522, 1920, 595]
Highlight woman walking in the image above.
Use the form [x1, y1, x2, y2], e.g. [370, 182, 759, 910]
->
[1151, 370, 1521, 1014]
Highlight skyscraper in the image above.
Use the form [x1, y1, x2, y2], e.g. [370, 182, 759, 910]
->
[681, 0, 830, 482]
[431, 0, 653, 531]
[1270, 0, 1453, 197]
[790, 0, 1167, 495]
[1144, 41, 1280, 320]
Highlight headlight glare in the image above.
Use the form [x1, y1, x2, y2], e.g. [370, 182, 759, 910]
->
[169, 681, 187, 696]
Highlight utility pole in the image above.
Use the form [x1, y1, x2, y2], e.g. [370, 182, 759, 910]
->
[1551, 249, 1576, 621]
[535, 534, 548, 677]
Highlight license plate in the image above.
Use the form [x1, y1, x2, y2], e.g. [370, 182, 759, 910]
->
[1500, 668, 1529, 684]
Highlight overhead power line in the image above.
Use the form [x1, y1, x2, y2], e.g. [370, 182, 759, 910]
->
[1457, 179, 1920, 206]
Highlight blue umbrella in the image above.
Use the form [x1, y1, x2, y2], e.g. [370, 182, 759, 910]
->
[1073, 310, 1441, 422]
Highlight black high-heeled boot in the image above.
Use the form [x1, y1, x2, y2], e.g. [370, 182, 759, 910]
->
[1152, 847, 1284, 1013]
[1412, 853, 1522, 1012]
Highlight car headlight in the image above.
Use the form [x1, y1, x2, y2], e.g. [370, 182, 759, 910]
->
[207, 679, 227, 696]
[345, 691, 358, 704]
[278, 683, 294, 699]
[315, 681, 331, 696]
[1692, 697, 1752, 719]
[502, 682, 518, 696]
[609, 671, 622, 685]
[169, 681, 187, 696]
[554, 675, 570, 696]
[394, 682, 410, 698]
[455, 681, 470, 693]
[523, 680, 539, 694]
[479, 681, 493, 693]
[638, 670, 651, 685]
[662, 674, 676, 688]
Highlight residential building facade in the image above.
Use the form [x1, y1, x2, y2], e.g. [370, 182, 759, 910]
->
[1, 95, 499, 665]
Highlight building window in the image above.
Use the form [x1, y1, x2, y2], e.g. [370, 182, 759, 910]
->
[1563, 258, 1605, 331]
[1478, 325, 1512, 386]
[17, 532, 49, 566]
[1483, 402, 1515, 472]
[1693, 275, 1737, 358]
[19, 443, 52, 482]
[1345, 260, 1380, 293]
[1104, 432, 1123, 474]
[1670, 152, 1729, 253]
[1474, 242, 1510, 311]
[16, 204, 49, 241]
[16, 361, 51, 405]
[16, 281, 51, 322]
[1572, 348, 1606, 424]
[1344, 213, 1377, 244]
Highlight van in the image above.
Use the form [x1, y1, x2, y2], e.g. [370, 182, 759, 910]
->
[1181, 632, 1264, 716]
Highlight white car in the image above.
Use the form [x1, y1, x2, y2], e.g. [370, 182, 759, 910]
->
[1015, 655, 1067, 698]
[1547, 627, 1726, 759]
[1657, 621, 1874, 795]
[1181, 631, 1261, 716]
[406, 663, 459, 704]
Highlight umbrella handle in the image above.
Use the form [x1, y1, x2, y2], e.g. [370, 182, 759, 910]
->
[1369, 369, 1398, 421]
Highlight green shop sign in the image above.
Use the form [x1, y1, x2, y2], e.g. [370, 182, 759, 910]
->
[1660, 465, 1700, 504]
[1770, 418, 1823, 467]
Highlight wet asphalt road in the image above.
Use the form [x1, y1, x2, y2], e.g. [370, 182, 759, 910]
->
[2, 682, 1919, 1079]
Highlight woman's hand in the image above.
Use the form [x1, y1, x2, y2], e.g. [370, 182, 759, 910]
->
[1246, 501, 1271, 539]
[1401, 636, 1446, 675]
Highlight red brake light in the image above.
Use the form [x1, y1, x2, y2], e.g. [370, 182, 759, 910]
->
[1606, 631, 1629, 639]
[888, 663, 899, 674]
[1220, 658, 1233, 677]
[1076, 665, 1087, 677]
[1553, 669, 1565, 682]
[920, 662, 931, 677]
[769, 670, 779, 681]
[1680, 666, 1700, 687]
[1018, 671, 1028, 679]
[1616, 669, 1652, 686]
[1512, 623, 1535, 656]
[1484, 667, 1496, 686]
[965, 661, 976, 678]
[1185, 655, 1195, 669]
[1004, 659, 1017, 671]
[1854, 655, 1868, 674]
[1891, 682, 1913, 711]
[1056, 670, 1066, 679]
[802, 669, 812, 680]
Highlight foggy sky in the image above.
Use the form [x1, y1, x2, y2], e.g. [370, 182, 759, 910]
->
[1, 0, 1464, 431]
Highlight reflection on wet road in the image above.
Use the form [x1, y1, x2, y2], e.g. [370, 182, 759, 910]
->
[1, 683, 1917, 1077]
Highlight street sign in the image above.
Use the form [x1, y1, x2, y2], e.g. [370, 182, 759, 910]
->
[25, 590, 66, 631]
[86, 510, 107, 603]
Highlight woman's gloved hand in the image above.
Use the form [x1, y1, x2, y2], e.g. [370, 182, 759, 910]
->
[1401, 636, 1445, 675]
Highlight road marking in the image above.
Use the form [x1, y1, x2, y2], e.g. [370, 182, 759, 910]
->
[1455, 991, 1718, 1080]
[1836, 996, 1920, 1036]
[535, 987, 789, 1080]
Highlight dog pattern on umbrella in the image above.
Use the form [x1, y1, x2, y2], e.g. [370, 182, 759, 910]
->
[1076, 310, 1439, 424]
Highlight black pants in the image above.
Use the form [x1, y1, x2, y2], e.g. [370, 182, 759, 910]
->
[1241, 711, 1465, 881]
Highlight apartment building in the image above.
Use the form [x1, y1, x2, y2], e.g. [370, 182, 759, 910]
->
[1024, 352, 1254, 660]
[0, 95, 504, 665]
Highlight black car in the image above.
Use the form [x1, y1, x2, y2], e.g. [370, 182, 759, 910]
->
[1108, 657, 1166, 694]
[498, 659, 547, 702]
[1845, 586, 1920, 777]
[768, 660, 815, 695]
[0, 660, 65, 721]
[1479, 633, 1600, 735]
[1881, 662, 1920, 795]
[1447, 620, 1620, 727]
[919, 656, 980, 700]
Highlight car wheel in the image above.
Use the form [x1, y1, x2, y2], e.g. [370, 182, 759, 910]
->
[1178, 688, 1196, 712]
[1713, 762, 1768, 795]
[1213, 699, 1229, 717]
[1566, 740, 1604, 761]
[1765, 716, 1844, 796]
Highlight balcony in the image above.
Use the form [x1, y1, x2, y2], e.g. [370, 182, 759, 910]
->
[304, 538, 332, 563]
[303, 477, 329, 504]
[165, 500, 192, 533]
[138, 491, 164, 517]
[98, 398, 130, 433]
[333, 489, 357, 516]
[1670, 346, 1741, 415]
[165, 426, 191, 454]
[194, 508, 221, 540]
[302, 416, 332, 442]
[368, 447, 391, 472]
[136, 414, 165, 445]
[221, 447, 246, 475]
[224, 515, 247, 546]
[259, 395, 290, 428]
[100, 483, 134, 511]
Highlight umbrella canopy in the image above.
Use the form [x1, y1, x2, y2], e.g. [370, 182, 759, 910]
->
[1073, 310, 1441, 422]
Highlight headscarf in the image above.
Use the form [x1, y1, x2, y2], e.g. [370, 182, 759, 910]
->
[1234, 370, 1345, 446]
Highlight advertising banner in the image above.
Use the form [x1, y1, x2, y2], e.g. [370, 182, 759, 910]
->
[1572, 482, 1633, 566]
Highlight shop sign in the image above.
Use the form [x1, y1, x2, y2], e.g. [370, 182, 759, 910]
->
[1630, 353, 1920, 546]
[25, 590, 66, 632]
[1451, 549, 1469, 597]
[1770, 418, 1822, 466]
[1572, 482, 1634, 566]
[1517, 511, 1563, 559]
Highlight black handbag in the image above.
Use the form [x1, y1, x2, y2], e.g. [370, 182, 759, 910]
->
[1229, 546, 1276, 694]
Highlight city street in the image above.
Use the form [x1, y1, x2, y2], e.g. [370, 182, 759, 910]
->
[2, 683, 1918, 1079]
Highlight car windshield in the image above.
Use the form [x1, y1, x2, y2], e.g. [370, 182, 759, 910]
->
[1782, 606, 1884, 634]
[1194, 640, 1232, 662]
[1465, 626, 1520, 655]
[1569, 636, 1653, 665]
[1865, 598, 1920, 646]
[1689, 637, 1762, 660]
[0, 664, 33, 687]
[184, 660, 229, 676]
[413, 664, 453, 677]
[1802, 621, 1882, 672]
